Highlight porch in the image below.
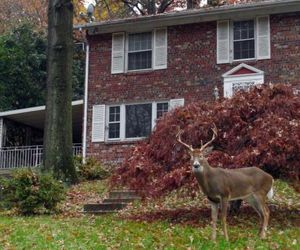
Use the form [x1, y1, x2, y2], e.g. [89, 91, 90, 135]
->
[0, 100, 83, 169]
[0, 144, 82, 169]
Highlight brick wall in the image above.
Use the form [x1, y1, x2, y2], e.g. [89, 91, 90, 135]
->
[86, 12, 300, 164]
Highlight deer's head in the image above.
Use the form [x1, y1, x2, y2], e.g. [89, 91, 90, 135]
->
[176, 125, 217, 173]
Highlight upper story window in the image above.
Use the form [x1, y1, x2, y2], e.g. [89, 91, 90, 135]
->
[128, 32, 152, 71]
[217, 16, 270, 64]
[111, 28, 167, 74]
[233, 20, 255, 60]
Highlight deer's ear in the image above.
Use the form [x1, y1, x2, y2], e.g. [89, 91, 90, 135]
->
[203, 146, 214, 156]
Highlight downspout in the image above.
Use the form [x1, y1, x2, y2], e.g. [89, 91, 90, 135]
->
[82, 43, 89, 162]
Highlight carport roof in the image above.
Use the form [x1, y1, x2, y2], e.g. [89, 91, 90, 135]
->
[0, 100, 83, 131]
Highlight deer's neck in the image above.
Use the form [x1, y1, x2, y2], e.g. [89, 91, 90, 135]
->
[193, 160, 214, 195]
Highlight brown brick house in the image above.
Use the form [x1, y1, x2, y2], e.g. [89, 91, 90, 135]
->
[76, 0, 300, 164]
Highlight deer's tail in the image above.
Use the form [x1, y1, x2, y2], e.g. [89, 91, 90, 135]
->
[267, 179, 274, 200]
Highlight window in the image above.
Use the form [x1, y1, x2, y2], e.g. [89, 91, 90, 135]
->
[233, 20, 255, 60]
[108, 106, 120, 139]
[92, 99, 183, 142]
[217, 16, 270, 64]
[111, 29, 167, 73]
[126, 104, 152, 138]
[107, 102, 169, 140]
[156, 102, 169, 118]
[128, 32, 152, 71]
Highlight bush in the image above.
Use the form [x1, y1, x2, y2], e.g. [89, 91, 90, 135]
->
[75, 157, 110, 181]
[112, 84, 300, 197]
[0, 169, 65, 215]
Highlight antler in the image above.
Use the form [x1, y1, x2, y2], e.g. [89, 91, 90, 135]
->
[176, 130, 194, 152]
[200, 123, 218, 152]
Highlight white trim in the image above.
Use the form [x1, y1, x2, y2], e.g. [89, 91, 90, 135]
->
[125, 31, 153, 72]
[82, 44, 89, 160]
[0, 100, 83, 118]
[75, 0, 300, 34]
[223, 64, 264, 98]
[222, 63, 264, 77]
[106, 100, 170, 142]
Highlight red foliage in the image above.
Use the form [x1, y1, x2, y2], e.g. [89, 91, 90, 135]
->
[111, 84, 300, 197]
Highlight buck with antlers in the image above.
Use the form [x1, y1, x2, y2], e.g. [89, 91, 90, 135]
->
[176, 125, 274, 241]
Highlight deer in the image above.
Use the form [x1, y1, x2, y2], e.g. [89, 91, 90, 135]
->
[176, 125, 274, 241]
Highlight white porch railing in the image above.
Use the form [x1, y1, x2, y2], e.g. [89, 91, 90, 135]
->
[0, 144, 82, 169]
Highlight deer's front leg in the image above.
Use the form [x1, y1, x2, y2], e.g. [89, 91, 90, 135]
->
[210, 202, 218, 241]
[220, 198, 229, 241]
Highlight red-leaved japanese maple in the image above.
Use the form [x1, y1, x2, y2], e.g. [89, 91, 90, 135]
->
[111, 84, 300, 197]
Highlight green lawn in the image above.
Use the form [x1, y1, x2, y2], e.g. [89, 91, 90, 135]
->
[0, 180, 299, 250]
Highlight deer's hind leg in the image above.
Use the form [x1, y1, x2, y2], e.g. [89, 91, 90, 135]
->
[220, 198, 229, 241]
[247, 193, 269, 239]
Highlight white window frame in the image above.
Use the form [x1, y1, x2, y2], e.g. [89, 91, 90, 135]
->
[105, 101, 169, 141]
[107, 106, 121, 140]
[125, 31, 154, 72]
[231, 19, 256, 62]
[230, 19, 257, 62]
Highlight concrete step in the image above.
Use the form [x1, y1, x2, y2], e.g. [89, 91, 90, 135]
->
[83, 210, 116, 215]
[102, 197, 141, 204]
[84, 203, 128, 212]
[109, 190, 138, 199]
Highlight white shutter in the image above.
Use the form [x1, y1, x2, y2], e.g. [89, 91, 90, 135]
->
[257, 16, 270, 60]
[154, 28, 167, 69]
[170, 98, 184, 110]
[217, 20, 230, 64]
[111, 33, 125, 74]
[92, 105, 106, 142]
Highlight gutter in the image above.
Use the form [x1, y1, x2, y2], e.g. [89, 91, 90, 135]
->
[74, 0, 300, 34]
[82, 43, 89, 161]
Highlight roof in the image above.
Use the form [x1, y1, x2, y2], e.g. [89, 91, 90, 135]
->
[74, 0, 300, 34]
[0, 100, 83, 130]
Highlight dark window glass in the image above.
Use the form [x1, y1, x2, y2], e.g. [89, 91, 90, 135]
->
[108, 123, 120, 139]
[108, 106, 120, 139]
[128, 32, 152, 71]
[109, 106, 120, 122]
[125, 104, 152, 138]
[128, 51, 152, 71]
[233, 20, 255, 60]
[156, 103, 169, 118]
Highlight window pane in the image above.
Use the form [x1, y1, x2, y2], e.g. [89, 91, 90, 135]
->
[108, 123, 120, 139]
[234, 40, 255, 60]
[157, 103, 169, 118]
[109, 106, 120, 122]
[128, 32, 152, 52]
[234, 20, 254, 40]
[126, 104, 152, 138]
[128, 51, 152, 71]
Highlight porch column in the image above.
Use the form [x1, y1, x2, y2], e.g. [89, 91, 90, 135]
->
[0, 118, 3, 148]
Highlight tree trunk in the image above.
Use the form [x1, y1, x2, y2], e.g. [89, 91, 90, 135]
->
[43, 0, 78, 183]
